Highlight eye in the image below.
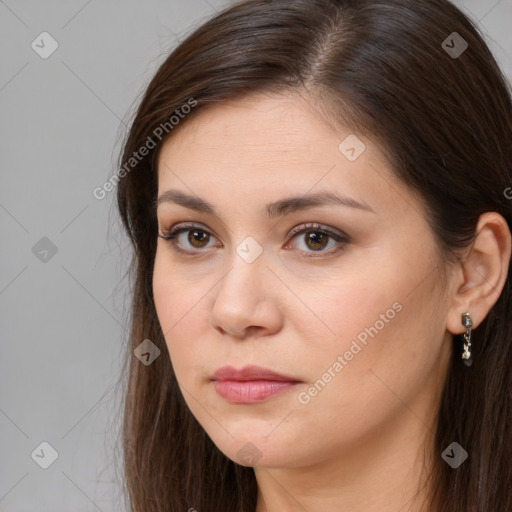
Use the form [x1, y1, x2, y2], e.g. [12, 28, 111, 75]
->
[284, 223, 349, 257]
[158, 222, 218, 253]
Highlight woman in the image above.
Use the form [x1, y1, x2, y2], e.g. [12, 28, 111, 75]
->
[116, 0, 512, 510]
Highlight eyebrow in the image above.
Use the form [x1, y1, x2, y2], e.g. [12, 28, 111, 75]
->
[156, 189, 375, 219]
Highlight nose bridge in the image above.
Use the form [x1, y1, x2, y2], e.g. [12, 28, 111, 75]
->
[220, 236, 267, 297]
[209, 236, 274, 336]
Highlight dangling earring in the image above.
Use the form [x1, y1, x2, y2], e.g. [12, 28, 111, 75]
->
[461, 312, 473, 366]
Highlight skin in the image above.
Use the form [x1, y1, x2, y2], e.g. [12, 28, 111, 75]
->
[152, 91, 511, 512]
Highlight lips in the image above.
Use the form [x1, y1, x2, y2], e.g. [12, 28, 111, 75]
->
[211, 365, 301, 403]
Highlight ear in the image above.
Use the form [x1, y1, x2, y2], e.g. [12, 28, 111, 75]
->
[446, 212, 511, 335]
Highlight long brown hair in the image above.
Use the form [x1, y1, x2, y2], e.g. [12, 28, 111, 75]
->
[116, 0, 512, 510]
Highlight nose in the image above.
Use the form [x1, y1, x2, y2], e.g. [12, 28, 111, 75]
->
[209, 247, 283, 339]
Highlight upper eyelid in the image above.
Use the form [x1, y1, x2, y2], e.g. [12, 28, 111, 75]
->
[159, 222, 349, 245]
[288, 223, 348, 239]
[160, 221, 216, 238]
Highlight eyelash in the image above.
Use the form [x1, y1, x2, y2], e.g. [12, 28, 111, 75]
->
[158, 222, 349, 258]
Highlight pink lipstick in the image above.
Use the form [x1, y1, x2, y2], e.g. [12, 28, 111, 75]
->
[211, 365, 301, 404]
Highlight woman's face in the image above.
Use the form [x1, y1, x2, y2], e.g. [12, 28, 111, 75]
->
[153, 91, 453, 468]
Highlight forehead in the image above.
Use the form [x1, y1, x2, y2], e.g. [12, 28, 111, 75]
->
[160, 92, 364, 163]
[156, 92, 416, 220]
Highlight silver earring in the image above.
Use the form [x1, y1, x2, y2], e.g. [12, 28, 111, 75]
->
[461, 312, 473, 366]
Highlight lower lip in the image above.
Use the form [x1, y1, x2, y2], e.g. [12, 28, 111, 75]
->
[212, 380, 298, 403]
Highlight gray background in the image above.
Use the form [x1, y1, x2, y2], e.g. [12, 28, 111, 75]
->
[0, 0, 510, 510]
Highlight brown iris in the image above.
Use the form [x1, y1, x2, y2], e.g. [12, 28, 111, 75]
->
[304, 230, 328, 251]
[188, 230, 210, 248]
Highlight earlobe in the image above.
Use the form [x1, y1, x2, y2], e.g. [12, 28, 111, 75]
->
[446, 212, 511, 336]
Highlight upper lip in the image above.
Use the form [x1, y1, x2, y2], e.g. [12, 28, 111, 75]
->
[212, 365, 300, 382]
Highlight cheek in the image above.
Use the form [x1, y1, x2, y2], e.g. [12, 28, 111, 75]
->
[153, 247, 206, 328]
[290, 285, 443, 453]
[299, 243, 443, 392]
[152, 251, 175, 330]
[293, 260, 398, 353]
[152, 250, 203, 371]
